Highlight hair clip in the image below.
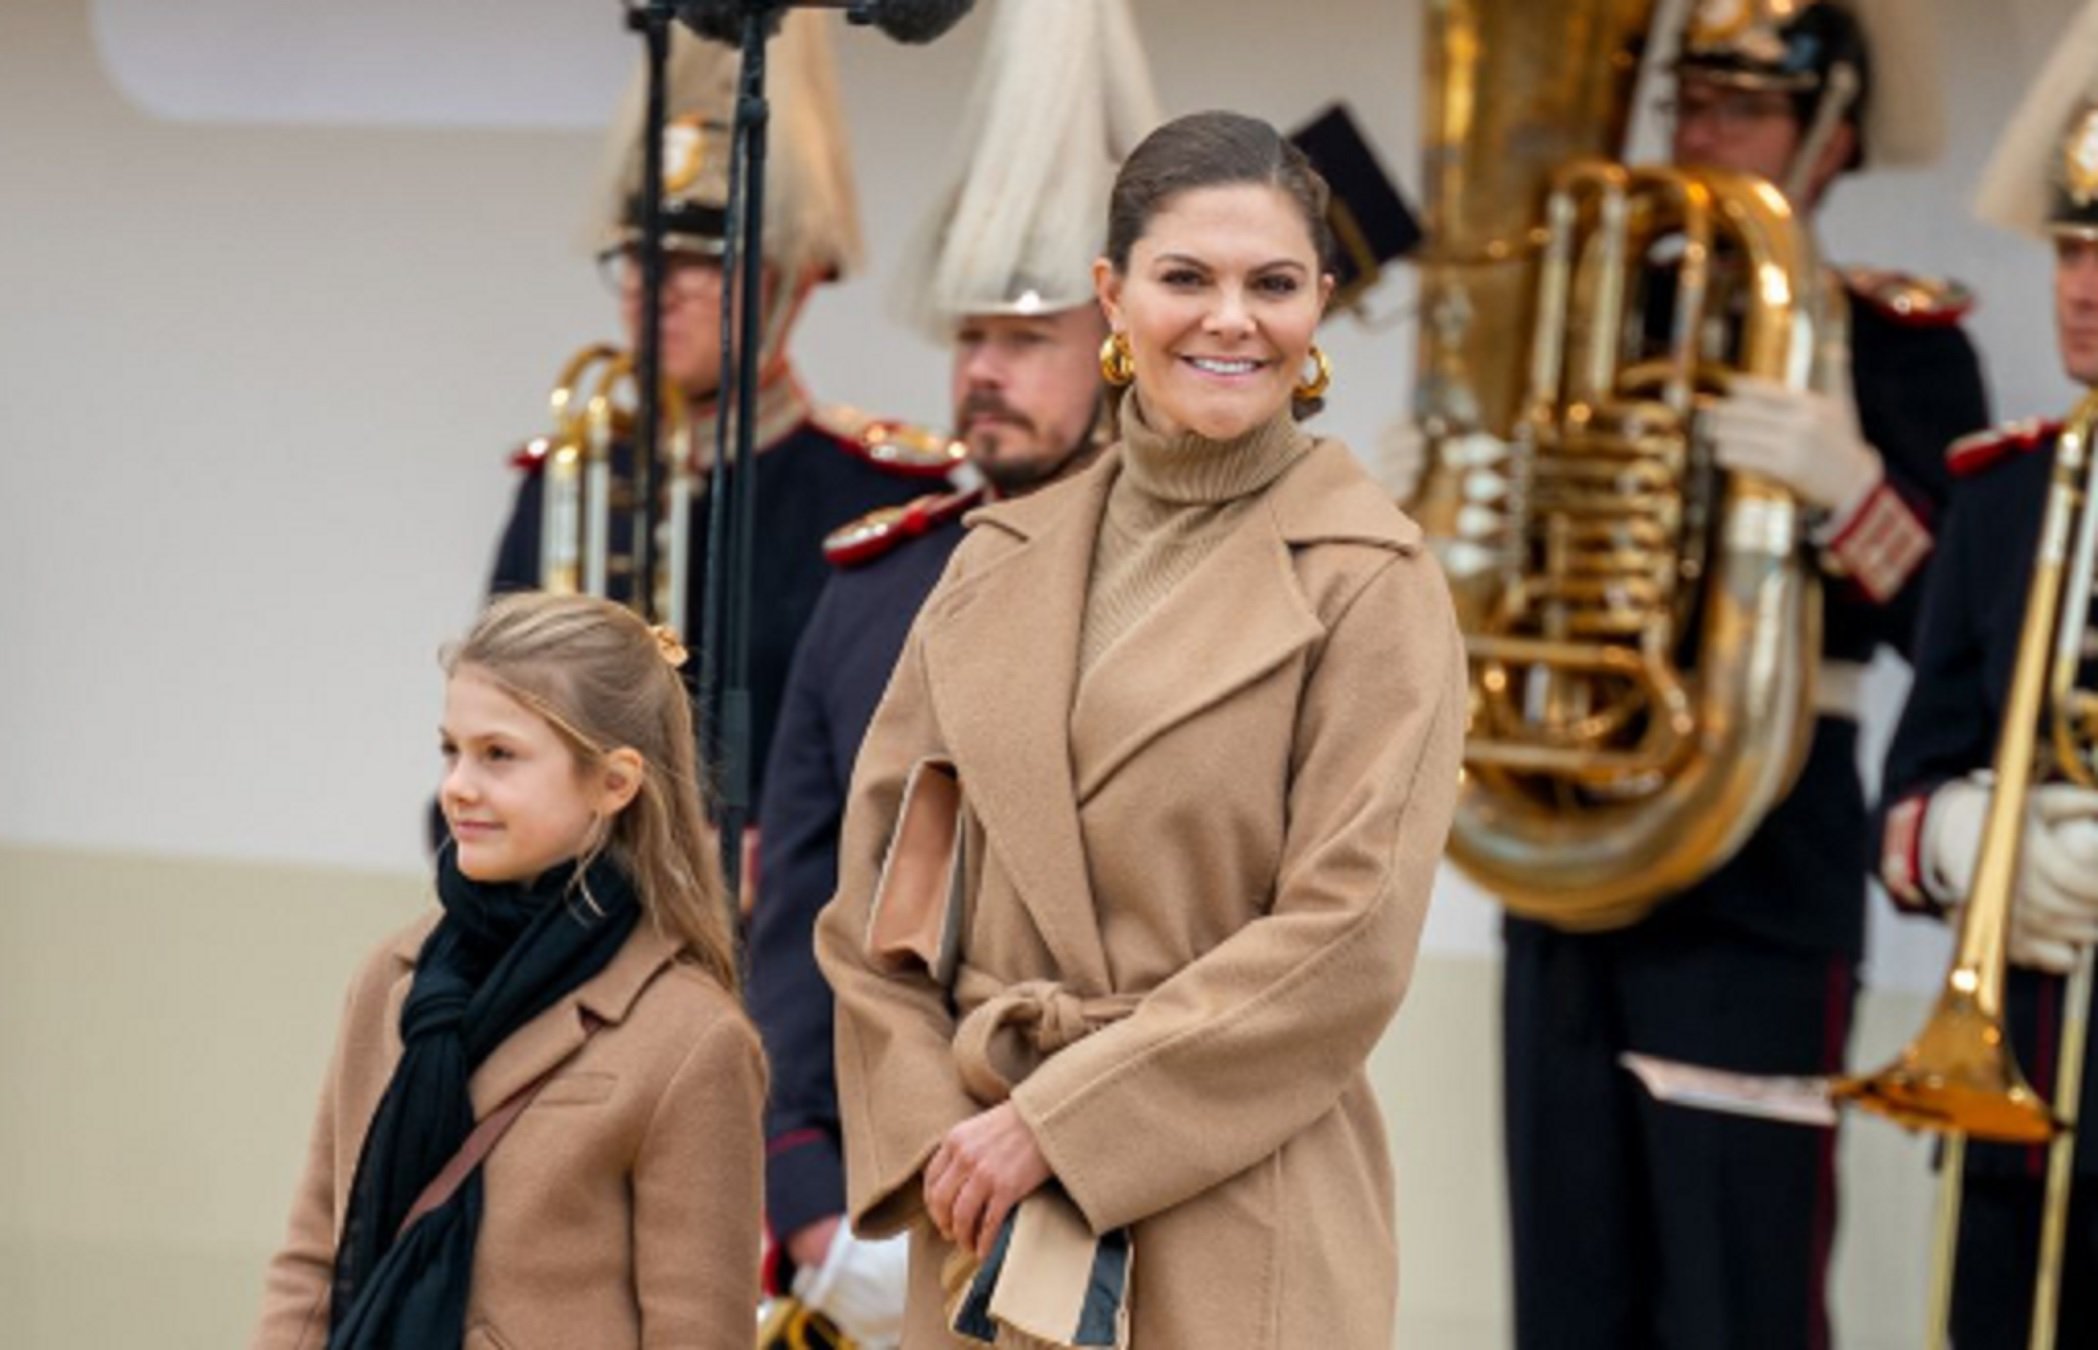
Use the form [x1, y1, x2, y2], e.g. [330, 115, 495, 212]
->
[648, 625, 690, 670]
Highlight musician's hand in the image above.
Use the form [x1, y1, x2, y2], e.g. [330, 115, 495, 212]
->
[1922, 772, 1989, 905]
[790, 1220, 908, 1348]
[924, 1102, 1052, 1259]
[2012, 784, 2098, 973]
[1925, 775, 2098, 973]
[1707, 374, 1881, 516]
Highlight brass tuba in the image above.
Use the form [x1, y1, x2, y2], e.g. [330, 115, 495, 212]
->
[1416, 0, 1827, 931]
[535, 343, 695, 635]
[1831, 392, 2098, 1350]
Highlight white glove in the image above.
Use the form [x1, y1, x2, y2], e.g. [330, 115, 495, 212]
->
[791, 1224, 909, 1348]
[2012, 784, 2098, 972]
[1704, 374, 1882, 516]
[1921, 774, 2098, 974]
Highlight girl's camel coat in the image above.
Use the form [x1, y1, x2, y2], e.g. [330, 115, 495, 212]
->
[250, 914, 766, 1350]
[815, 438, 1465, 1349]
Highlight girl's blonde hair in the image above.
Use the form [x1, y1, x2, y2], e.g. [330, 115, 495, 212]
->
[446, 592, 737, 991]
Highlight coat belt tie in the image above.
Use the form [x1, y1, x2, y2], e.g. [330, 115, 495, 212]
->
[951, 970, 1140, 1103]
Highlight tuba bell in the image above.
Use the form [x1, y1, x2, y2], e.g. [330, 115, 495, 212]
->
[1416, 0, 1827, 931]
[533, 343, 696, 636]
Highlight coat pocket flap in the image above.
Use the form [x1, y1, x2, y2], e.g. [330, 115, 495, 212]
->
[867, 757, 965, 986]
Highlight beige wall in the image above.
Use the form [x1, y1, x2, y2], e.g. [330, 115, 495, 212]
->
[0, 843, 1949, 1348]
[1, 0, 2086, 1344]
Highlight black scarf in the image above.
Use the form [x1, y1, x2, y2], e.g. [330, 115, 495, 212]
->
[327, 848, 642, 1349]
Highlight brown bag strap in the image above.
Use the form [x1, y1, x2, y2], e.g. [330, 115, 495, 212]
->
[396, 1011, 607, 1240]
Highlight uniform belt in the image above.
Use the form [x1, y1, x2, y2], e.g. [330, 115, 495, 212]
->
[1814, 659, 1869, 722]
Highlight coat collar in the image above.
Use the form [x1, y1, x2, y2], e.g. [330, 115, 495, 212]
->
[387, 911, 682, 1115]
[922, 439, 1416, 987]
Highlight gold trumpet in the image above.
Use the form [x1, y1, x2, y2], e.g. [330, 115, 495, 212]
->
[1832, 390, 2098, 1350]
[536, 343, 695, 635]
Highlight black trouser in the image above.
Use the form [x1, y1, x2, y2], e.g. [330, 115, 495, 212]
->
[1503, 917, 1855, 1350]
[1950, 1172, 2098, 1348]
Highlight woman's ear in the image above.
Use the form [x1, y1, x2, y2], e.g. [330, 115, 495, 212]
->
[594, 748, 647, 816]
[1093, 256, 1123, 332]
[1318, 271, 1337, 314]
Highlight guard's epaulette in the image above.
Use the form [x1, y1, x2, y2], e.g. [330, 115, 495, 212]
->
[1947, 418, 2059, 478]
[1841, 267, 1975, 328]
[813, 404, 965, 479]
[509, 436, 553, 473]
[824, 487, 987, 568]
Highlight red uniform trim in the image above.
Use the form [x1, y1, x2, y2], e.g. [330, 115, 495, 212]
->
[823, 487, 986, 568]
[818, 419, 966, 480]
[1882, 792, 1936, 914]
[1842, 267, 1976, 329]
[1825, 480, 1932, 603]
[1947, 419, 2058, 479]
[509, 437, 552, 472]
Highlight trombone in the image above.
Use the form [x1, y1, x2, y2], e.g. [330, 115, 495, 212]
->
[537, 343, 696, 635]
[1832, 390, 2098, 1349]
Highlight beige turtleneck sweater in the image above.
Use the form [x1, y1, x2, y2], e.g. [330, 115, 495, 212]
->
[1077, 392, 1312, 677]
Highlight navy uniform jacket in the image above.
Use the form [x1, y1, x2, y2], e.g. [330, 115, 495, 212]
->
[1592, 274, 1990, 959]
[1875, 422, 2098, 1177]
[490, 397, 946, 809]
[746, 494, 975, 1242]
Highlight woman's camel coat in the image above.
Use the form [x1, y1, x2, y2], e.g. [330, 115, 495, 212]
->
[251, 913, 766, 1350]
[815, 437, 1465, 1349]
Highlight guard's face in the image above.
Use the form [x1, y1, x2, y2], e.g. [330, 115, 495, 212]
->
[1095, 183, 1332, 442]
[2058, 235, 2098, 386]
[1668, 73, 1803, 187]
[950, 307, 1107, 494]
[612, 248, 727, 400]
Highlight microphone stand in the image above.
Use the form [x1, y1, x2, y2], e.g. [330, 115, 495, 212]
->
[626, 2, 674, 627]
[698, 4, 780, 906]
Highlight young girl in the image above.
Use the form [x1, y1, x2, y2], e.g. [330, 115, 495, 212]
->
[251, 592, 764, 1350]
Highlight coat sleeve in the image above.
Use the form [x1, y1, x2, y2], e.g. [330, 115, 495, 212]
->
[813, 607, 983, 1238]
[250, 987, 359, 1349]
[1827, 318, 1988, 649]
[1873, 480, 1997, 913]
[1008, 549, 1467, 1233]
[632, 1003, 769, 1349]
[489, 469, 544, 594]
[750, 581, 853, 1244]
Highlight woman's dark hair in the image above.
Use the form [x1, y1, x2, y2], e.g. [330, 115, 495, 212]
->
[1104, 110, 1335, 274]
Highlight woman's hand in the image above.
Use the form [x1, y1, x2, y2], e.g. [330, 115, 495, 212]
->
[923, 1102, 1052, 1258]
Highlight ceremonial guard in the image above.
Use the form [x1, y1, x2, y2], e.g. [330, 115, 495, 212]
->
[745, 4, 1158, 1342]
[487, 15, 954, 810]
[1499, 4, 1991, 1346]
[1875, 8, 2098, 1340]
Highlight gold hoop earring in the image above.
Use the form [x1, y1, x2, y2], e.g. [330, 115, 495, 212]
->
[1099, 332, 1136, 388]
[1294, 345, 1332, 404]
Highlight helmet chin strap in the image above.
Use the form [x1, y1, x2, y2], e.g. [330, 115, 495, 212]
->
[1783, 61, 1862, 207]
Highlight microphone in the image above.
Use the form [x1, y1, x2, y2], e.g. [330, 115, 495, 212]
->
[676, 1, 975, 46]
[862, 0, 975, 43]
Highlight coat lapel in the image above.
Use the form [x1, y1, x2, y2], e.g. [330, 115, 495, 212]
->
[1068, 439, 1422, 801]
[468, 925, 680, 1115]
[918, 466, 1117, 990]
[1068, 499, 1323, 802]
[383, 917, 680, 1118]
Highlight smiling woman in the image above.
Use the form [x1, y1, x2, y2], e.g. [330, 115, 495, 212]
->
[815, 110, 1466, 1350]
[1095, 116, 1337, 439]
